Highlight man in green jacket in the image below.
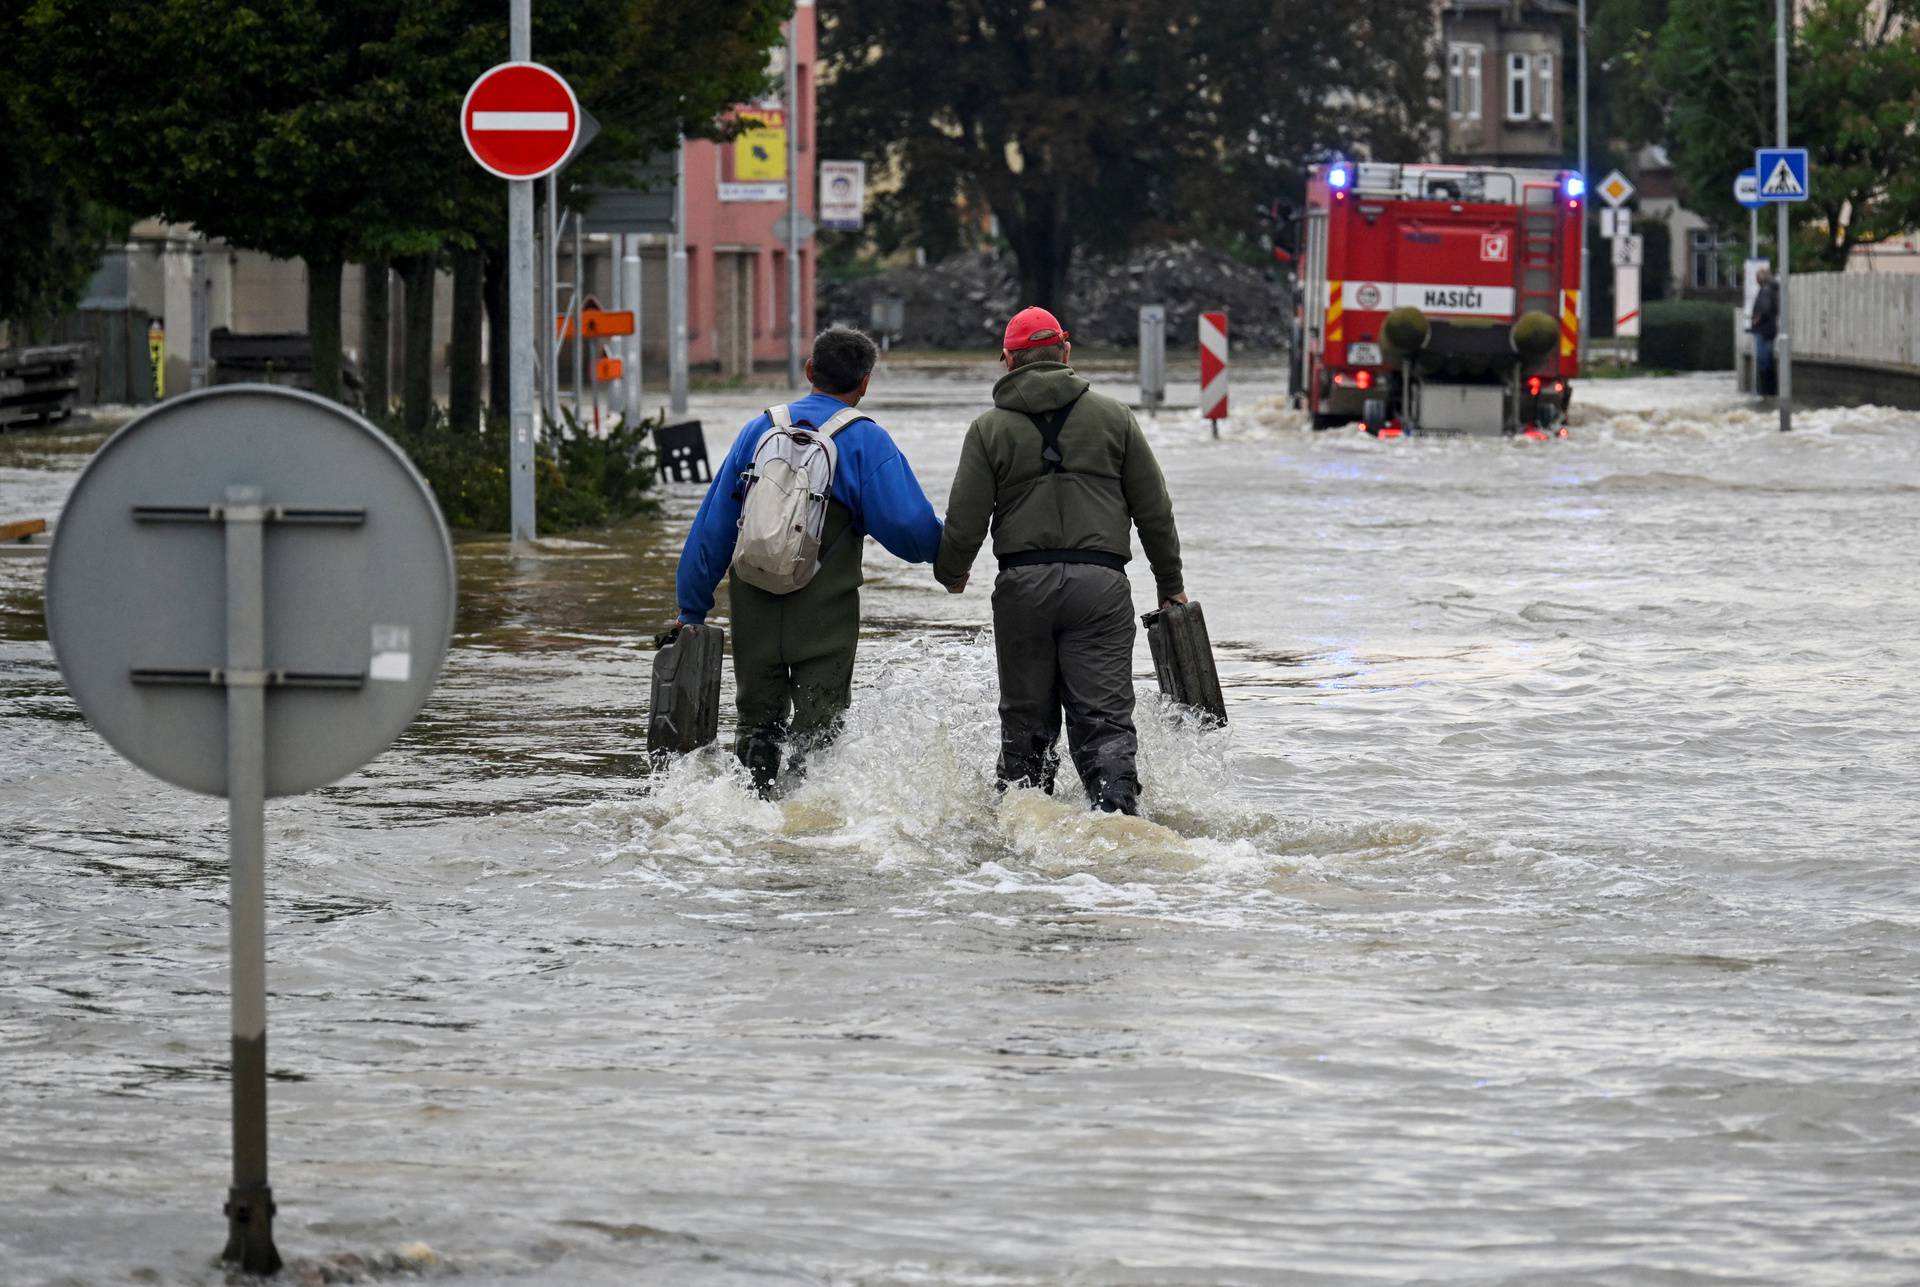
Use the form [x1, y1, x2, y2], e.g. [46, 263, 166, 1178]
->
[935, 307, 1187, 816]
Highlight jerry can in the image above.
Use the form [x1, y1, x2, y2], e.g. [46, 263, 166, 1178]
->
[647, 624, 725, 756]
[1141, 600, 1227, 725]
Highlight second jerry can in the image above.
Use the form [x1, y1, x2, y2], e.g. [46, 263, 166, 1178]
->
[647, 624, 725, 756]
[1141, 600, 1227, 725]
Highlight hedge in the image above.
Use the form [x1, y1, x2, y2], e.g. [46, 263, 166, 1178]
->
[1638, 300, 1735, 371]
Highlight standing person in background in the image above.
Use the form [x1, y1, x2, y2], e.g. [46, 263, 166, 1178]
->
[674, 327, 943, 794]
[935, 307, 1186, 817]
[1750, 266, 1780, 397]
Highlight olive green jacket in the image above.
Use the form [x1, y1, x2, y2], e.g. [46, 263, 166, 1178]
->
[935, 363, 1184, 602]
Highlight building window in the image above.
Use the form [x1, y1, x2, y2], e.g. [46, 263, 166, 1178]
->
[1691, 230, 1723, 291]
[1448, 44, 1483, 120]
[1535, 53, 1554, 122]
[1507, 52, 1532, 122]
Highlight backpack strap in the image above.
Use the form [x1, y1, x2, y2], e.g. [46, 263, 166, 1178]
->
[815, 406, 871, 439]
[1019, 389, 1087, 473]
[767, 403, 794, 430]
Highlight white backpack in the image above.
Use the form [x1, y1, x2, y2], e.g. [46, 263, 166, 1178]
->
[730, 404, 867, 594]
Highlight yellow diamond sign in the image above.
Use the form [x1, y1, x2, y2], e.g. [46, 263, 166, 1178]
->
[1597, 169, 1636, 208]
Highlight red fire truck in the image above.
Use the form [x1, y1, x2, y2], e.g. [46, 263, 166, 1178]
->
[1291, 160, 1585, 437]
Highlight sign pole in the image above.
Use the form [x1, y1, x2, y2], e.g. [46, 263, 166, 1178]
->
[219, 483, 279, 1275]
[506, 3, 536, 543]
[1576, 0, 1590, 369]
[622, 236, 642, 425]
[571, 213, 584, 422]
[1775, 0, 1791, 432]
[670, 138, 689, 415]
[785, 18, 803, 389]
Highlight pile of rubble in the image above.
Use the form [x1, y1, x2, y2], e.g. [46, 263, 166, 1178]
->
[819, 242, 1290, 352]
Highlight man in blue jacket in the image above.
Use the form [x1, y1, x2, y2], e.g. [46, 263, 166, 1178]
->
[675, 327, 943, 792]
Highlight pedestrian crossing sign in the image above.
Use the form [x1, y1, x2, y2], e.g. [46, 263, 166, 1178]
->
[1755, 148, 1810, 202]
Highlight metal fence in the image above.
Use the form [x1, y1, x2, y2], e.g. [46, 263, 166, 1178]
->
[1792, 272, 1920, 370]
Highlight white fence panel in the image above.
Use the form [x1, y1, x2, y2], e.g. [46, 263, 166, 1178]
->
[1792, 272, 1920, 370]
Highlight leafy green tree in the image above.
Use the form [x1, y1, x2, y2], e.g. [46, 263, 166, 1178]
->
[1630, 0, 1920, 269]
[20, 0, 786, 406]
[821, 0, 1439, 310]
[0, 2, 128, 336]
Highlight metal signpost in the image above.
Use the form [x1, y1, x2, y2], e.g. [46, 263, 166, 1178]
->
[670, 139, 690, 415]
[43, 386, 456, 1275]
[1138, 305, 1166, 418]
[1577, 0, 1590, 367]
[461, 49, 582, 544]
[1757, 144, 1808, 433]
[785, 17, 803, 389]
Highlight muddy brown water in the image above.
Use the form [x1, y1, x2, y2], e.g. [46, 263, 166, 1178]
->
[3, 363, 1918, 1285]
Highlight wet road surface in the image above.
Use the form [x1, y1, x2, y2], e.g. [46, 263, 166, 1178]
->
[3, 361, 1918, 1284]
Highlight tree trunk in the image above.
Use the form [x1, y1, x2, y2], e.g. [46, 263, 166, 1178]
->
[399, 254, 436, 431]
[483, 246, 508, 420]
[1005, 193, 1073, 314]
[360, 258, 390, 418]
[449, 248, 484, 433]
[306, 250, 344, 403]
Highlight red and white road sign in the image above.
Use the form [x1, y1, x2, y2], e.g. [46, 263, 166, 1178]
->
[1199, 311, 1229, 420]
[461, 62, 580, 181]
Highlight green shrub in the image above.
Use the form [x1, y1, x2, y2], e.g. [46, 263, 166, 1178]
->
[383, 408, 660, 535]
[1639, 300, 1735, 371]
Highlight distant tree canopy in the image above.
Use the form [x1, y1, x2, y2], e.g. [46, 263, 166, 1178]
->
[0, 1, 128, 334]
[821, 0, 1439, 312]
[1596, 0, 1920, 269]
[16, 0, 786, 397]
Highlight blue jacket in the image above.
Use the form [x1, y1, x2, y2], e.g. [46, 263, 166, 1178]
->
[675, 392, 944, 623]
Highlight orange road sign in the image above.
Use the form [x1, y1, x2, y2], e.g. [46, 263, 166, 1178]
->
[557, 309, 635, 339]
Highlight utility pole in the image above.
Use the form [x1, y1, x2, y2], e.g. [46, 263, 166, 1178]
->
[669, 138, 689, 415]
[507, 0, 536, 544]
[622, 235, 642, 424]
[785, 16, 803, 389]
[1775, 0, 1792, 432]
[1577, 0, 1590, 369]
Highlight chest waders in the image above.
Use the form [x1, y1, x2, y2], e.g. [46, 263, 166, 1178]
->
[991, 392, 1142, 815]
[729, 494, 863, 793]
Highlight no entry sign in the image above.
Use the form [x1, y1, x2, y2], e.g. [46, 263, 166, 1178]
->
[462, 61, 580, 181]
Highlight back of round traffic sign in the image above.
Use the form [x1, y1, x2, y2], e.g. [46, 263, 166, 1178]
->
[44, 386, 456, 798]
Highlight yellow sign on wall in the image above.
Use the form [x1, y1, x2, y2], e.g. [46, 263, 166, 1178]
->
[734, 110, 787, 182]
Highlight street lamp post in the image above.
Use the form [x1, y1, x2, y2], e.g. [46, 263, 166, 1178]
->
[1577, 0, 1590, 369]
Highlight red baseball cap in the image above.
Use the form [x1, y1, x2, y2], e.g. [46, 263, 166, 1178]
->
[1003, 306, 1070, 353]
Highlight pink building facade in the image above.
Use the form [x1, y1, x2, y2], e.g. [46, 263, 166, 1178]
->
[679, 3, 817, 375]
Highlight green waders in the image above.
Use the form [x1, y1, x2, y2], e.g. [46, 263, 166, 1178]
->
[728, 499, 862, 792]
[991, 562, 1141, 812]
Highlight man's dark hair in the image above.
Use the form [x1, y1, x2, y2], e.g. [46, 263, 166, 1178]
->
[810, 326, 878, 394]
[1009, 342, 1067, 368]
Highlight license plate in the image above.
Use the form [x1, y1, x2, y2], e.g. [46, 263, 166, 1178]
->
[1347, 342, 1382, 365]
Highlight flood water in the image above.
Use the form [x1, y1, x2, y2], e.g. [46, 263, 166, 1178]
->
[3, 360, 1918, 1285]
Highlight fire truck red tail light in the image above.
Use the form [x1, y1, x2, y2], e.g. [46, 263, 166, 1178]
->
[1356, 370, 1373, 390]
[1527, 376, 1543, 395]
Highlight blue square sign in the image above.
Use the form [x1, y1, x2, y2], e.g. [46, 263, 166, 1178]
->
[1755, 148, 1810, 202]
